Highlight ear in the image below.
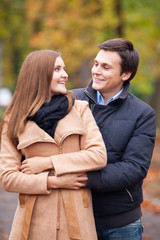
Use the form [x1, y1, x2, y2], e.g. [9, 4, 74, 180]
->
[121, 72, 132, 81]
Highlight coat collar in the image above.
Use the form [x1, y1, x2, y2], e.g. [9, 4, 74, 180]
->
[17, 103, 85, 150]
[84, 80, 130, 104]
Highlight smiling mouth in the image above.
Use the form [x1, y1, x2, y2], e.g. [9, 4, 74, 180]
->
[93, 74, 103, 80]
[59, 82, 66, 85]
[94, 77, 104, 82]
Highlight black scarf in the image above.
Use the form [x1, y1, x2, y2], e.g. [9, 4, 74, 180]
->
[28, 95, 69, 138]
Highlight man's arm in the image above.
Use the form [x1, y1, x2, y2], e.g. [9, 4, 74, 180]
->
[86, 107, 156, 192]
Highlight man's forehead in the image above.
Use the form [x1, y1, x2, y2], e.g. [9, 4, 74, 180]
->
[94, 50, 121, 64]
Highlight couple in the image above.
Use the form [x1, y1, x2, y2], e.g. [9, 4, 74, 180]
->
[0, 38, 156, 240]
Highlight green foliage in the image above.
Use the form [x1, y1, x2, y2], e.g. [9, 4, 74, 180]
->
[0, 0, 29, 90]
[25, 0, 117, 86]
[0, 0, 160, 97]
[123, 0, 160, 96]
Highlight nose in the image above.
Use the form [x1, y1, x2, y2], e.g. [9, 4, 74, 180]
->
[62, 69, 68, 78]
[92, 65, 101, 75]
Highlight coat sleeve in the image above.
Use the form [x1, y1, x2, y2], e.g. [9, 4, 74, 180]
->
[86, 107, 156, 192]
[51, 101, 107, 176]
[0, 123, 51, 194]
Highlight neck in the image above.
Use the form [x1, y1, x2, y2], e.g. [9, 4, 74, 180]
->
[100, 87, 123, 104]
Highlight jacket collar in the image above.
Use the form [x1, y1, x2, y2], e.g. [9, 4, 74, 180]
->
[54, 105, 85, 143]
[84, 80, 130, 104]
[17, 103, 85, 150]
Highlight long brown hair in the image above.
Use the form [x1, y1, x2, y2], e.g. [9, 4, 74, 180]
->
[0, 50, 74, 146]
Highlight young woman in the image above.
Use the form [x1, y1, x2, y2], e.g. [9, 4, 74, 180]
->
[0, 50, 107, 240]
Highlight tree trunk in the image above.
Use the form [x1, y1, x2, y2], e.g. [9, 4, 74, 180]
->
[114, 0, 124, 37]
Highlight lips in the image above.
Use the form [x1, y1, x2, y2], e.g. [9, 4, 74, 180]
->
[58, 81, 67, 85]
[93, 77, 104, 83]
[94, 78, 103, 81]
[92, 74, 103, 80]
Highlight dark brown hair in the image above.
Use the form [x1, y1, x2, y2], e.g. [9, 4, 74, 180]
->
[0, 50, 74, 145]
[98, 38, 139, 81]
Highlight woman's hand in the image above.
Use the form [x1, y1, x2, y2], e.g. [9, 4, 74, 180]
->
[20, 156, 53, 174]
[48, 173, 88, 190]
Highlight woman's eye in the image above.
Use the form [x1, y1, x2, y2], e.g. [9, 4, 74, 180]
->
[54, 67, 59, 72]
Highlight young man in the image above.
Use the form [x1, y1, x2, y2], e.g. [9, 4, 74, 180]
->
[72, 38, 156, 240]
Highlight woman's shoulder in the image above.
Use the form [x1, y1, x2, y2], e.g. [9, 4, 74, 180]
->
[74, 99, 89, 107]
[73, 100, 89, 112]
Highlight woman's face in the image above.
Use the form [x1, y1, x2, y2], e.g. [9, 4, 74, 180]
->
[51, 56, 68, 95]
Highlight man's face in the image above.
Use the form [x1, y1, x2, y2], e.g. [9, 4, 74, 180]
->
[91, 50, 129, 98]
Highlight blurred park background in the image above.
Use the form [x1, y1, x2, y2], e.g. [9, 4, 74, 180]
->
[0, 0, 160, 239]
[0, 0, 160, 128]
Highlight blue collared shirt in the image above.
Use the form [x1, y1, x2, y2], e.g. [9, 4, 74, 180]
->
[97, 87, 124, 105]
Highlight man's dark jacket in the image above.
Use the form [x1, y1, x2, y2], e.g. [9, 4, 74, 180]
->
[72, 80, 156, 230]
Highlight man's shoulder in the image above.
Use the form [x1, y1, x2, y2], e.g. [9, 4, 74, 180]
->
[71, 87, 88, 101]
[71, 87, 85, 94]
[128, 93, 155, 115]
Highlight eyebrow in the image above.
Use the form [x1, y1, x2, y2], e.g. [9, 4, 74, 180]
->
[94, 59, 112, 67]
[54, 64, 65, 68]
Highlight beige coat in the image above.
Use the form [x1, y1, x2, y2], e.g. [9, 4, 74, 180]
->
[0, 100, 107, 240]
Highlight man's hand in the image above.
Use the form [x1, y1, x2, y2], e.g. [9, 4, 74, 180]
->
[48, 173, 88, 190]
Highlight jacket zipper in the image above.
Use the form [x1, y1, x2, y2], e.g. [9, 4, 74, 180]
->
[84, 90, 96, 104]
[84, 91, 96, 113]
[90, 103, 96, 113]
[58, 144, 62, 154]
[126, 188, 133, 202]
[56, 144, 62, 231]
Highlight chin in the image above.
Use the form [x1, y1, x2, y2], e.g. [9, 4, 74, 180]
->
[58, 89, 67, 95]
[52, 88, 67, 95]
[92, 82, 100, 91]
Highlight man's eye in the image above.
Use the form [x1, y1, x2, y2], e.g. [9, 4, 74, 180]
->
[104, 66, 109, 69]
